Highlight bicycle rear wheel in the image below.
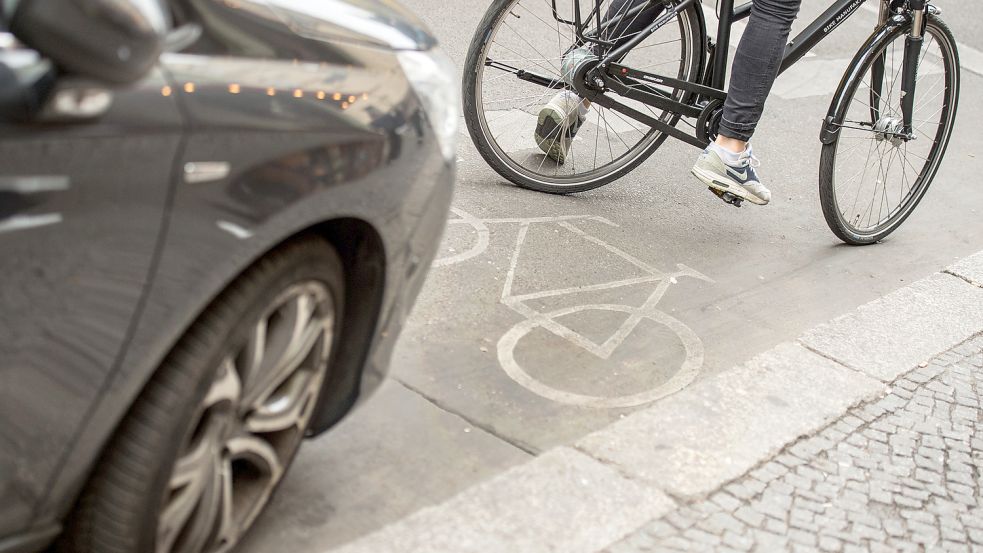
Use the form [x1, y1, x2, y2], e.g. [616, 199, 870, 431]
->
[819, 15, 960, 245]
[463, 0, 704, 194]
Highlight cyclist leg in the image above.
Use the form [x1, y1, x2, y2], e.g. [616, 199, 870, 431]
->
[692, 0, 802, 205]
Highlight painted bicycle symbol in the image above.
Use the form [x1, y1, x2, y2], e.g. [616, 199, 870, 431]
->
[435, 208, 714, 408]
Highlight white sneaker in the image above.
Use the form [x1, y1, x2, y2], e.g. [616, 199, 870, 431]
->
[692, 145, 771, 205]
[534, 91, 588, 164]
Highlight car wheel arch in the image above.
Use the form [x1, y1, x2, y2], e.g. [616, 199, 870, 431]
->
[44, 217, 387, 543]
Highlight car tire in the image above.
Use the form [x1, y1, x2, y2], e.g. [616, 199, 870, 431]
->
[59, 236, 345, 553]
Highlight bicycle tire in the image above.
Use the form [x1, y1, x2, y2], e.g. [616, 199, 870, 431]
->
[819, 14, 960, 245]
[463, 0, 705, 194]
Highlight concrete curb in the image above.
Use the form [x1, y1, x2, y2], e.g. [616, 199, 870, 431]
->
[328, 252, 983, 553]
[331, 447, 675, 553]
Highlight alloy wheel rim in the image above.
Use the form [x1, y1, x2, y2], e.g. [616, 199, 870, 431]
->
[156, 282, 334, 553]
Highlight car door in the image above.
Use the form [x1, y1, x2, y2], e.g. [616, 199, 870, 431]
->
[0, 42, 184, 539]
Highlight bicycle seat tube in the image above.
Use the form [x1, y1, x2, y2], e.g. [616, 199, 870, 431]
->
[711, 0, 736, 89]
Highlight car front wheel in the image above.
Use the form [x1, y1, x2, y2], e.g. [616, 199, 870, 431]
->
[60, 236, 344, 553]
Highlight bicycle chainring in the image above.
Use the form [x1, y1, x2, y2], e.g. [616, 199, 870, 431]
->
[696, 99, 724, 145]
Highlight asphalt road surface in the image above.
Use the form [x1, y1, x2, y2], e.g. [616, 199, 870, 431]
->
[239, 2, 983, 551]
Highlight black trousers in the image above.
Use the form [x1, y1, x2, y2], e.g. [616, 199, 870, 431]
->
[719, 0, 802, 141]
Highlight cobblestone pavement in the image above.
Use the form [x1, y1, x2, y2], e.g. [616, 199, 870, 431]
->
[603, 335, 983, 553]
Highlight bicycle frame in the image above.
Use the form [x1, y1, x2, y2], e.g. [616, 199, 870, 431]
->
[539, 0, 926, 148]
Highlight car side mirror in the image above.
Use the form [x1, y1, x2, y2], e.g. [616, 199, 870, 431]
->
[7, 0, 169, 85]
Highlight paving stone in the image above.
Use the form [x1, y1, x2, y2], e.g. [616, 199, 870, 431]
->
[733, 506, 764, 527]
[701, 512, 745, 535]
[663, 510, 698, 531]
[764, 517, 788, 535]
[711, 492, 743, 513]
[602, 337, 982, 553]
[910, 520, 942, 544]
[752, 529, 790, 550]
[725, 482, 756, 500]
[853, 523, 887, 542]
[742, 478, 767, 496]
[788, 528, 817, 546]
[869, 543, 898, 553]
[818, 535, 843, 552]
[721, 531, 753, 552]
[816, 515, 848, 532]
[682, 528, 722, 546]
[763, 480, 792, 497]
[883, 518, 907, 537]
[940, 525, 968, 543]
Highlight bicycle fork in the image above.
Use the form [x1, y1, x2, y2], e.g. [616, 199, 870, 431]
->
[900, 0, 929, 136]
[869, 0, 928, 138]
[868, 1, 890, 123]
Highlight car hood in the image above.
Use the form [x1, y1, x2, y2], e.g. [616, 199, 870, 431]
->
[264, 0, 438, 51]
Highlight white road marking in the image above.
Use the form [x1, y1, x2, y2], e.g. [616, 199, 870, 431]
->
[216, 220, 253, 239]
[0, 175, 69, 193]
[433, 207, 491, 267]
[497, 304, 704, 408]
[0, 213, 62, 234]
[435, 208, 715, 408]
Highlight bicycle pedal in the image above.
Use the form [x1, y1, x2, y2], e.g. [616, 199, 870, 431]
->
[708, 187, 742, 208]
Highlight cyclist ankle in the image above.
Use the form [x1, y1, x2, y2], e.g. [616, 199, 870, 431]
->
[714, 135, 748, 154]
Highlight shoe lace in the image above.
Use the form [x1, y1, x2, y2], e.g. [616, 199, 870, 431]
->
[737, 148, 761, 169]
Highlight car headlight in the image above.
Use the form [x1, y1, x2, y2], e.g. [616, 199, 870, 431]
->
[397, 48, 459, 162]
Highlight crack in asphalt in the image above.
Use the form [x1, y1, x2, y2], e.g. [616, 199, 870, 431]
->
[393, 377, 540, 456]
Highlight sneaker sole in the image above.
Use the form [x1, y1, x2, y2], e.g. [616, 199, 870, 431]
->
[691, 166, 769, 206]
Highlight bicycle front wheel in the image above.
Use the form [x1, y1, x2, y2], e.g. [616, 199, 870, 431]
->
[463, 0, 704, 194]
[819, 15, 960, 245]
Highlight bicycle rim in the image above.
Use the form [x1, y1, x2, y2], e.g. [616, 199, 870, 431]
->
[471, 0, 699, 190]
[825, 18, 958, 242]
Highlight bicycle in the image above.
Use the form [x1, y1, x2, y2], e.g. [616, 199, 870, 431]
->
[435, 207, 713, 408]
[462, 0, 960, 245]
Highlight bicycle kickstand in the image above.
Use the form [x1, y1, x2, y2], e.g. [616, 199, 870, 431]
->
[708, 186, 743, 208]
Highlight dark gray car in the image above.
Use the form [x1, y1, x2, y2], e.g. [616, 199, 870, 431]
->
[0, 1, 455, 552]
